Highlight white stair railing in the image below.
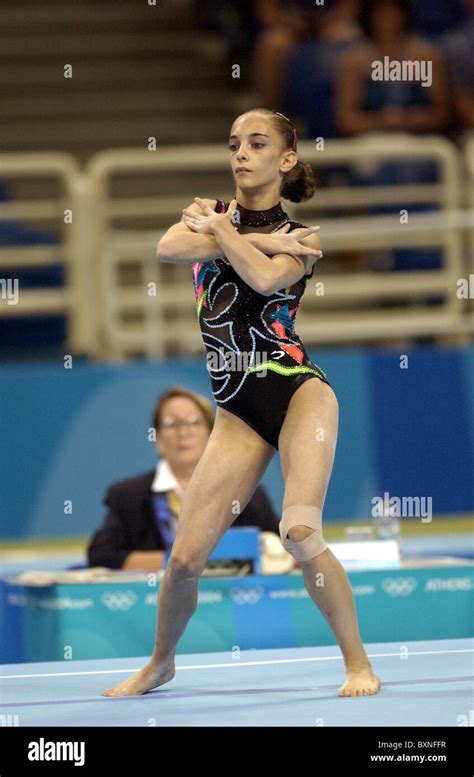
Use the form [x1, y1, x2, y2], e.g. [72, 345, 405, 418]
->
[0, 152, 94, 354]
[87, 135, 471, 358]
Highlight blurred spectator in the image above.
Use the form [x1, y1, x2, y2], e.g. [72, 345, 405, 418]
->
[334, 0, 450, 272]
[442, 0, 474, 130]
[406, 0, 466, 40]
[194, 1, 261, 64]
[88, 387, 280, 570]
[336, 0, 449, 136]
[285, 0, 361, 139]
[251, 0, 316, 108]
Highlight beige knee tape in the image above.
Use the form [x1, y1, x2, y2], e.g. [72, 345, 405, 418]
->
[279, 505, 327, 562]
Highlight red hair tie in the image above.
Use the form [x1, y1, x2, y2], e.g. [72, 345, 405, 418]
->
[292, 127, 297, 151]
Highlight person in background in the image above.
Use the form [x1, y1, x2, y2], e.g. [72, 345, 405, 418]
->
[405, 0, 466, 40]
[442, 0, 474, 130]
[285, 0, 361, 139]
[336, 0, 449, 136]
[87, 387, 280, 571]
[334, 0, 450, 274]
[251, 0, 315, 109]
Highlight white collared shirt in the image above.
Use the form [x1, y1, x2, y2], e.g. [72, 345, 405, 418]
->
[150, 459, 184, 533]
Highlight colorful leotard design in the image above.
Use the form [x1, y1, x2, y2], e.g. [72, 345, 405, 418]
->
[191, 199, 331, 449]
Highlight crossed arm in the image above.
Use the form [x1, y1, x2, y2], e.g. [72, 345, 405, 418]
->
[157, 197, 322, 296]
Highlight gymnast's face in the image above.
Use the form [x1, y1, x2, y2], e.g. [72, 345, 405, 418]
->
[228, 114, 297, 195]
[155, 396, 210, 465]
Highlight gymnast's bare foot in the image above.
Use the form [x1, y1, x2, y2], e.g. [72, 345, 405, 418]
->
[102, 659, 175, 697]
[338, 661, 381, 697]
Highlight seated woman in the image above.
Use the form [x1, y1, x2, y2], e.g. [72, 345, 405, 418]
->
[334, 0, 449, 271]
[336, 0, 449, 137]
[87, 386, 280, 571]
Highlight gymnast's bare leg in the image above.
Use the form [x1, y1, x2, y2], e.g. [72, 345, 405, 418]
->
[278, 378, 381, 697]
[102, 407, 274, 696]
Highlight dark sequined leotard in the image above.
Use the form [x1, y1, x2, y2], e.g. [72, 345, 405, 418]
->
[191, 199, 331, 449]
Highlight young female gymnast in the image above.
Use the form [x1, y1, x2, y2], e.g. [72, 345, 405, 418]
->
[102, 108, 381, 698]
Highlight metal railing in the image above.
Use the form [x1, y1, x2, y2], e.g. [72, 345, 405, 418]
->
[86, 134, 472, 357]
[464, 133, 474, 278]
[1, 135, 473, 359]
[0, 153, 91, 353]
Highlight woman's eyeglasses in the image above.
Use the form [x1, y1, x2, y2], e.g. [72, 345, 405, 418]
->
[159, 417, 206, 432]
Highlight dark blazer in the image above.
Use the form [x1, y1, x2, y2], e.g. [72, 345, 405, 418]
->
[87, 468, 280, 569]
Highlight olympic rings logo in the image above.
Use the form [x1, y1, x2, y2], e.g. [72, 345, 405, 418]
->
[230, 587, 265, 605]
[382, 577, 418, 597]
[100, 591, 137, 611]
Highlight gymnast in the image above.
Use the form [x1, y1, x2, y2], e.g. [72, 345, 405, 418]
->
[102, 108, 381, 698]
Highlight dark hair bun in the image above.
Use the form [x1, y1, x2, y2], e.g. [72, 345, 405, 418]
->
[281, 160, 316, 203]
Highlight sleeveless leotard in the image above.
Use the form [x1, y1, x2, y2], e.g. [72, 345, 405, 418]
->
[191, 199, 331, 449]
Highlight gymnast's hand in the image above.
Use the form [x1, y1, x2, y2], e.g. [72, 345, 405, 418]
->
[253, 225, 322, 259]
[181, 197, 237, 234]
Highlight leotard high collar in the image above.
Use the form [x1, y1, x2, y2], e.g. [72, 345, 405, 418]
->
[235, 201, 287, 227]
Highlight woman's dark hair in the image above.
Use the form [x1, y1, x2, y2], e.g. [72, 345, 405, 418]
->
[359, 0, 413, 39]
[239, 108, 316, 203]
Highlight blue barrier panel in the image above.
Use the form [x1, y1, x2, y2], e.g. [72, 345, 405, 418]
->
[1, 564, 472, 663]
[1, 346, 472, 540]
